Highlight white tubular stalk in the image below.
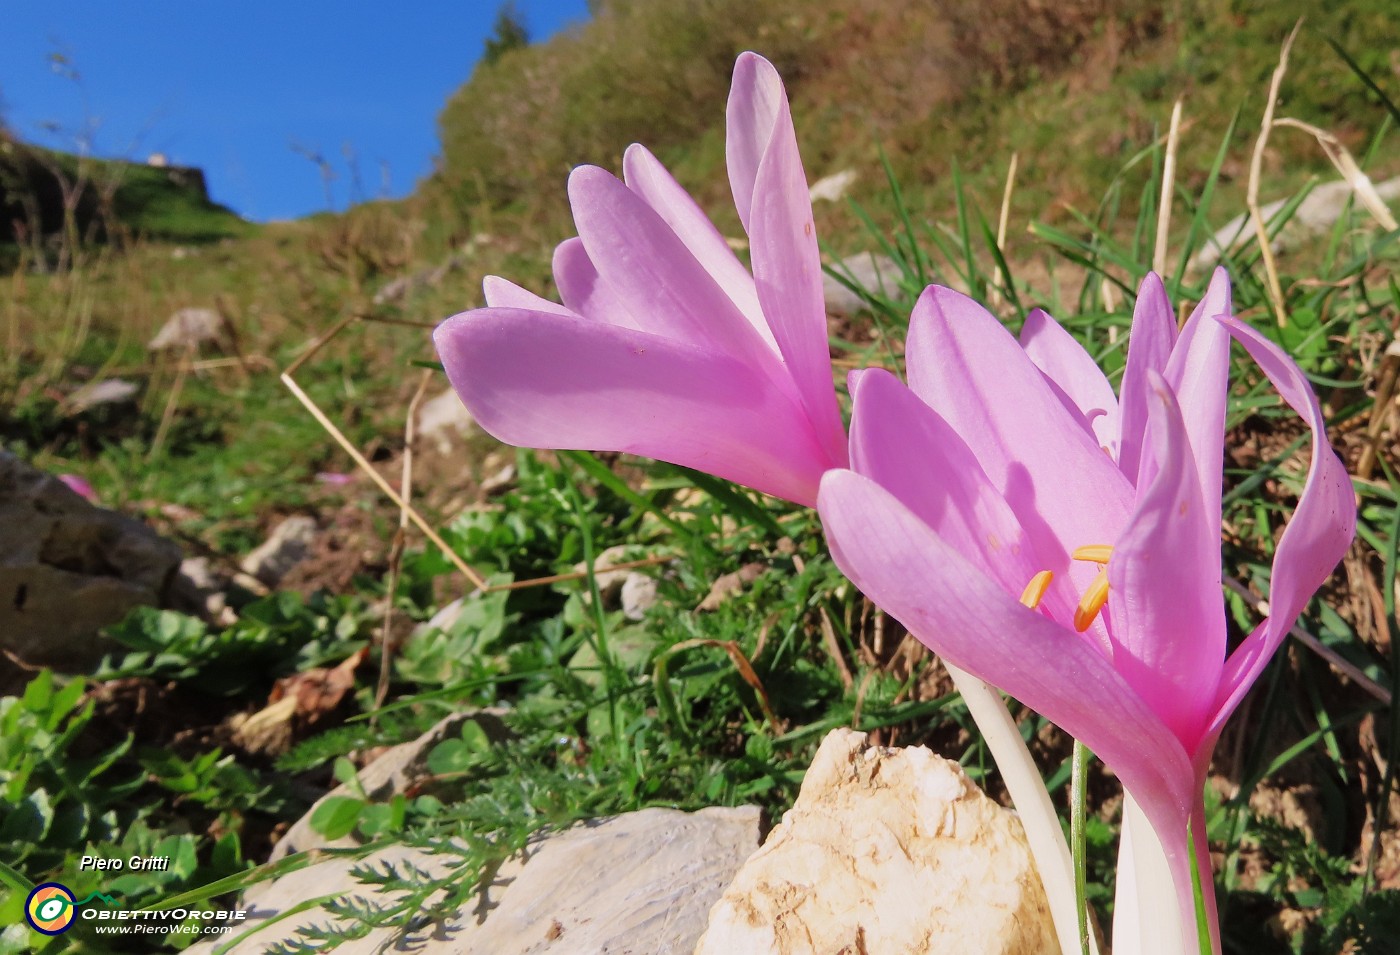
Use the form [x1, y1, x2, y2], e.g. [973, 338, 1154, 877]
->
[1113, 793, 1186, 955]
[944, 661, 1098, 955]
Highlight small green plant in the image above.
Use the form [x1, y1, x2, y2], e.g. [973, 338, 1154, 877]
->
[0, 672, 139, 873]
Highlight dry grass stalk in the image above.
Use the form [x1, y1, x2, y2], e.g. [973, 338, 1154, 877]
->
[375, 368, 435, 710]
[990, 152, 1019, 311]
[1154, 98, 1184, 276]
[148, 344, 193, 460]
[1247, 20, 1303, 328]
[283, 313, 692, 597]
[1272, 117, 1399, 231]
[280, 310, 489, 591]
[666, 638, 778, 729]
[1357, 342, 1400, 480]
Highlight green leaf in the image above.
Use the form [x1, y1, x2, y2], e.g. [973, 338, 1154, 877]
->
[308, 796, 364, 841]
[0, 788, 55, 843]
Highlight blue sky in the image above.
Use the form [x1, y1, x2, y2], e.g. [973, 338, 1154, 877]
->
[0, 1, 592, 222]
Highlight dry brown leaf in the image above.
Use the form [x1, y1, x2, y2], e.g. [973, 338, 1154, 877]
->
[695, 562, 765, 613]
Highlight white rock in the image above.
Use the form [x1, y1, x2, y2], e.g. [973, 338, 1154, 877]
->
[822, 251, 903, 316]
[572, 544, 643, 603]
[417, 388, 477, 454]
[694, 728, 1061, 955]
[148, 306, 226, 352]
[479, 461, 516, 495]
[1193, 174, 1400, 271]
[63, 378, 139, 414]
[193, 805, 762, 955]
[621, 571, 658, 620]
[809, 168, 858, 203]
[167, 557, 232, 626]
[239, 515, 317, 587]
[271, 711, 511, 860]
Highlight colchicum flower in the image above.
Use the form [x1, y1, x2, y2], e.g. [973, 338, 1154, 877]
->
[816, 270, 1355, 952]
[433, 52, 846, 506]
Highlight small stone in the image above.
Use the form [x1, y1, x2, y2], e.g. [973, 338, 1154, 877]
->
[148, 307, 226, 352]
[1193, 174, 1400, 271]
[621, 572, 658, 620]
[416, 388, 477, 454]
[479, 461, 516, 495]
[809, 168, 858, 203]
[694, 728, 1060, 955]
[573, 544, 643, 603]
[167, 557, 233, 625]
[696, 562, 765, 612]
[822, 251, 903, 316]
[271, 711, 512, 860]
[63, 378, 139, 414]
[239, 516, 317, 587]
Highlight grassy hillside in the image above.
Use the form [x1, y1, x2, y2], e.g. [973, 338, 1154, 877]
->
[0, 136, 250, 270]
[427, 0, 1400, 254]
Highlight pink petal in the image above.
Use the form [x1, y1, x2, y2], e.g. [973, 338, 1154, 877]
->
[747, 135, 846, 466]
[1117, 272, 1178, 482]
[725, 52, 784, 233]
[817, 468, 1197, 833]
[1162, 268, 1232, 543]
[905, 285, 1134, 592]
[848, 370, 1063, 609]
[57, 473, 96, 501]
[483, 275, 574, 316]
[1106, 373, 1225, 744]
[434, 307, 829, 506]
[1020, 307, 1119, 452]
[568, 165, 775, 367]
[1206, 316, 1356, 740]
[621, 144, 776, 352]
[551, 238, 647, 332]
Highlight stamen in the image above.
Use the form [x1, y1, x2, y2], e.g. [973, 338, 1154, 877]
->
[1019, 570, 1054, 610]
[1071, 544, 1114, 565]
[1073, 568, 1110, 632]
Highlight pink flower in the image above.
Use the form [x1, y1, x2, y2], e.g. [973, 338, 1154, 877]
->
[816, 270, 1354, 950]
[56, 473, 96, 502]
[433, 53, 846, 506]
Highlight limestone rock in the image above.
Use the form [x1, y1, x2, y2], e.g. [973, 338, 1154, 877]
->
[148, 306, 227, 352]
[0, 452, 182, 668]
[271, 710, 511, 860]
[417, 388, 477, 454]
[694, 728, 1060, 955]
[193, 805, 762, 955]
[166, 557, 234, 626]
[62, 378, 139, 414]
[1192, 174, 1400, 271]
[573, 544, 647, 604]
[239, 515, 317, 587]
[809, 168, 857, 203]
[620, 571, 658, 620]
[822, 251, 903, 316]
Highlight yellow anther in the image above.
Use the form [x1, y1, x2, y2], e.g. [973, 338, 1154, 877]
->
[1071, 544, 1114, 565]
[1073, 568, 1111, 632]
[1019, 570, 1054, 610]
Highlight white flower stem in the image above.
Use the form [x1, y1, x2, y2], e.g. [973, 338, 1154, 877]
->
[944, 661, 1099, 955]
[1113, 793, 1186, 955]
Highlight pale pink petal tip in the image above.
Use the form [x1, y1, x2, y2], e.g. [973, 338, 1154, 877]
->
[57, 474, 96, 501]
